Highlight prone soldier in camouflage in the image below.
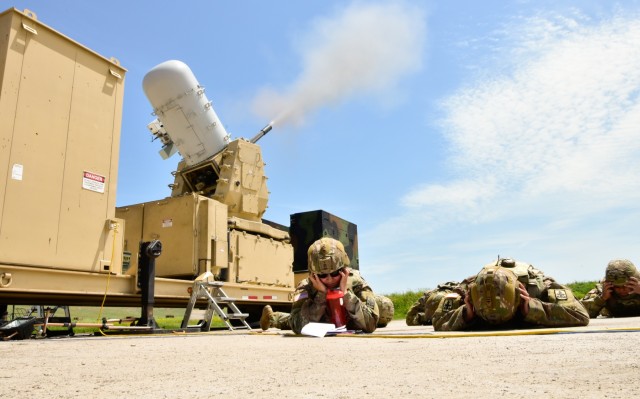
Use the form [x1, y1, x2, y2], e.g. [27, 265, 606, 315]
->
[580, 259, 640, 318]
[283, 237, 380, 333]
[405, 281, 459, 326]
[432, 258, 589, 331]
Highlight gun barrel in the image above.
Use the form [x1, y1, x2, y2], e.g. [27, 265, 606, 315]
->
[250, 123, 273, 144]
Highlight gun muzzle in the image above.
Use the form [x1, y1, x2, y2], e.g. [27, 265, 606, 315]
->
[250, 123, 273, 144]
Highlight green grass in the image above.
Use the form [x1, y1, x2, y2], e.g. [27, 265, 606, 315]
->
[386, 289, 426, 320]
[565, 280, 598, 299]
[3, 305, 225, 335]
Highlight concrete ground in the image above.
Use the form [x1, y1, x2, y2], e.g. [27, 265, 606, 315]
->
[1, 317, 638, 398]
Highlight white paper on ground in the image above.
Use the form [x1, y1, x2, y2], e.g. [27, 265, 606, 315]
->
[301, 322, 348, 337]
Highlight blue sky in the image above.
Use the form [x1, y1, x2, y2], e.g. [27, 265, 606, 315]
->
[13, 0, 640, 294]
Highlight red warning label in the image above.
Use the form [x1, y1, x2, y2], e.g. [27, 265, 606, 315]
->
[82, 171, 106, 193]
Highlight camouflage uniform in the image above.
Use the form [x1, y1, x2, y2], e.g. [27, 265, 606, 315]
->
[432, 259, 589, 331]
[405, 281, 459, 326]
[269, 238, 380, 334]
[263, 286, 391, 330]
[375, 295, 394, 328]
[267, 310, 292, 330]
[581, 259, 640, 318]
[290, 268, 379, 334]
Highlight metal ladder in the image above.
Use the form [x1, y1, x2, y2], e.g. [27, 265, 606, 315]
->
[181, 279, 251, 331]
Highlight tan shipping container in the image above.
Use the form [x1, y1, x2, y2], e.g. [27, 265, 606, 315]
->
[0, 8, 126, 273]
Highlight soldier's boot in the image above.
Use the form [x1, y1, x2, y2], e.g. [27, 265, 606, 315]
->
[260, 305, 273, 330]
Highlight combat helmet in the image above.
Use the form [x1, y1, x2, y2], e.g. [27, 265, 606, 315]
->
[307, 237, 350, 274]
[375, 295, 394, 327]
[605, 259, 639, 286]
[470, 265, 521, 324]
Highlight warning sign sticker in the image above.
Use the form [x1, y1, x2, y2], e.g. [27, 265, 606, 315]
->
[11, 164, 23, 181]
[82, 171, 106, 193]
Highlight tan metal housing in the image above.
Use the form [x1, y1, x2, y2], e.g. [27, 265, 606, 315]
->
[0, 8, 295, 319]
[0, 8, 125, 275]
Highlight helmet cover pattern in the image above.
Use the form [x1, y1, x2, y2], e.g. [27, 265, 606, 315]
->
[605, 259, 639, 286]
[470, 266, 521, 324]
[375, 295, 395, 327]
[307, 237, 350, 274]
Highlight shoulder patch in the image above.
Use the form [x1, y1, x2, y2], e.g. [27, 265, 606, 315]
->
[441, 293, 461, 312]
[442, 298, 454, 312]
[554, 289, 568, 300]
[293, 291, 308, 301]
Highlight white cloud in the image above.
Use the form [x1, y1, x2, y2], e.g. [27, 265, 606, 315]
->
[439, 13, 640, 216]
[365, 10, 640, 291]
[251, 1, 426, 127]
[402, 178, 496, 209]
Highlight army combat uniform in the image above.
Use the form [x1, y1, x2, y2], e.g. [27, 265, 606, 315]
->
[581, 284, 640, 318]
[267, 310, 293, 330]
[405, 281, 460, 326]
[265, 291, 391, 330]
[290, 269, 379, 334]
[580, 259, 640, 318]
[432, 261, 589, 331]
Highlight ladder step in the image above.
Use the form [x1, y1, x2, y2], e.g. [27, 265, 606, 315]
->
[213, 297, 236, 302]
[227, 313, 249, 319]
[183, 281, 252, 331]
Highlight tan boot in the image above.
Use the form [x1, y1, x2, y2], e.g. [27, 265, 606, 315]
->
[260, 305, 273, 330]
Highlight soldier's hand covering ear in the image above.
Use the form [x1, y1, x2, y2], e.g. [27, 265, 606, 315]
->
[463, 290, 475, 322]
[601, 281, 614, 300]
[518, 282, 531, 315]
[310, 273, 327, 293]
[339, 267, 350, 292]
[625, 277, 640, 295]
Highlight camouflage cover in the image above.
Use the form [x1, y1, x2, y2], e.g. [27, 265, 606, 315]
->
[307, 237, 350, 274]
[432, 260, 589, 331]
[485, 258, 546, 297]
[375, 295, 394, 327]
[470, 266, 521, 325]
[405, 281, 459, 326]
[605, 259, 639, 286]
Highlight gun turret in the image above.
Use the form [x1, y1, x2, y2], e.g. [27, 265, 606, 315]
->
[250, 123, 273, 144]
[143, 60, 273, 221]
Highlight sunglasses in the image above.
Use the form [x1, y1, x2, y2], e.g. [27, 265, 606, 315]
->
[316, 268, 344, 279]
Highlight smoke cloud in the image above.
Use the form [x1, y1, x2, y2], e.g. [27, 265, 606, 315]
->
[252, 1, 426, 127]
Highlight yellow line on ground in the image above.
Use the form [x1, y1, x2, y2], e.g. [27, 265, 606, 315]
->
[334, 327, 640, 339]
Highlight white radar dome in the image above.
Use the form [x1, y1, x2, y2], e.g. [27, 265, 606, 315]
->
[142, 60, 229, 166]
